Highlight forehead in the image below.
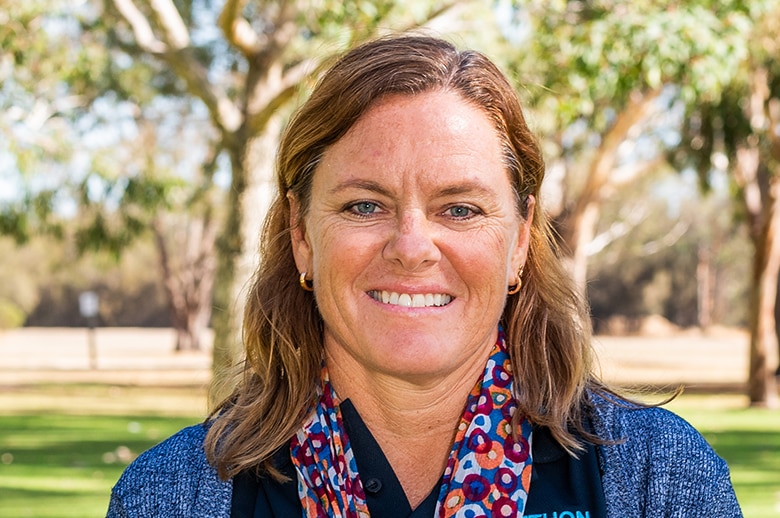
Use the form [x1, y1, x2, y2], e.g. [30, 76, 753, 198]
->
[345, 90, 495, 143]
[316, 91, 506, 185]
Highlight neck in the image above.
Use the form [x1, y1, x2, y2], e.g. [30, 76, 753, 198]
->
[324, 340, 494, 508]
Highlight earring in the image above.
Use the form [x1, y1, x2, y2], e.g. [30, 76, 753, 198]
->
[507, 266, 524, 295]
[299, 272, 314, 292]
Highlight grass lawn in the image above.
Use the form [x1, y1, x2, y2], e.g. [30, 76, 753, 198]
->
[0, 385, 777, 517]
[0, 384, 205, 518]
[0, 413, 200, 517]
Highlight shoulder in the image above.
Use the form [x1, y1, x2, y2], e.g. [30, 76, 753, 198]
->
[108, 424, 232, 517]
[113, 424, 212, 484]
[589, 393, 707, 448]
[588, 392, 723, 466]
[588, 392, 742, 516]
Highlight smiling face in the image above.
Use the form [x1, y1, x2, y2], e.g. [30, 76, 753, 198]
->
[290, 90, 534, 383]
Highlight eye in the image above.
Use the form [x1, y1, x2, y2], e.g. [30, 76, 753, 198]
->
[446, 205, 479, 219]
[348, 201, 379, 216]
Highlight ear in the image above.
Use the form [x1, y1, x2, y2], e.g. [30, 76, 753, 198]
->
[288, 192, 313, 275]
[510, 195, 535, 275]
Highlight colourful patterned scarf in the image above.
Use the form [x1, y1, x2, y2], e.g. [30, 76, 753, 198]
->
[290, 331, 533, 517]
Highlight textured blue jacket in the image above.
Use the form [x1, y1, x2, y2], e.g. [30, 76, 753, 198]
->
[106, 396, 742, 517]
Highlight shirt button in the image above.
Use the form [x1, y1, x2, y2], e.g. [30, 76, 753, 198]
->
[364, 478, 382, 494]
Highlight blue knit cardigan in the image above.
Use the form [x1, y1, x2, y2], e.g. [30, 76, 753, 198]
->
[106, 396, 742, 517]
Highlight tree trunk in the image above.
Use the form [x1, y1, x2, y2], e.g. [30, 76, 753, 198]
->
[747, 181, 780, 407]
[570, 202, 600, 290]
[558, 89, 661, 292]
[153, 217, 216, 353]
[775, 274, 780, 377]
[210, 116, 283, 408]
[737, 65, 780, 407]
[697, 244, 712, 329]
[174, 298, 212, 351]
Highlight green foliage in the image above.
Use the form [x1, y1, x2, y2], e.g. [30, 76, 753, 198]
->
[0, 0, 209, 254]
[71, 174, 184, 258]
[0, 300, 26, 329]
[674, 71, 780, 195]
[0, 190, 65, 245]
[512, 0, 756, 135]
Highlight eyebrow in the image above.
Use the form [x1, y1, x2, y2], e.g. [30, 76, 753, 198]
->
[436, 183, 498, 199]
[329, 179, 392, 197]
[330, 178, 499, 199]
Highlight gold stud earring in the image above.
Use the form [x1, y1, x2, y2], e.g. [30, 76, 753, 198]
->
[299, 272, 314, 292]
[507, 266, 524, 295]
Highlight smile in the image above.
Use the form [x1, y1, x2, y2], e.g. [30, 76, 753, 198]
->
[368, 290, 453, 308]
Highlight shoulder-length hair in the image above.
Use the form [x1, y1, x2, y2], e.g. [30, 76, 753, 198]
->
[205, 33, 603, 480]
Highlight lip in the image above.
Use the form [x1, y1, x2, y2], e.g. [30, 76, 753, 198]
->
[367, 289, 454, 308]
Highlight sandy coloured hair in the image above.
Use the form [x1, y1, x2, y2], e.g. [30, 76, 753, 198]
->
[205, 33, 605, 480]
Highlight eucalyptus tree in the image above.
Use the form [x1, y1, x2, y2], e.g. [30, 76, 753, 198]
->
[507, 0, 754, 291]
[0, 0, 220, 351]
[674, 2, 780, 407]
[509, 0, 778, 405]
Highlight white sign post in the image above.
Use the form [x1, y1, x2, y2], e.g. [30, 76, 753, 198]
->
[78, 291, 99, 369]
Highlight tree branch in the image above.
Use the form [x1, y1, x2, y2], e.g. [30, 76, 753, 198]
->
[112, 0, 167, 53]
[112, 0, 243, 133]
[218, 0, 262, 56]
[246, 57, 321, 133]
[247, 0, 462, 133]
[408, 0, 462, 30]
[583, 88, 663, 200]
[164, 50, 244, 133]
[767, 97, 780, 162]
[149, 0, 189, 49]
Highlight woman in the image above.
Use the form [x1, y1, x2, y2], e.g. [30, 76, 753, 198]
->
[107, 35, 741, 517]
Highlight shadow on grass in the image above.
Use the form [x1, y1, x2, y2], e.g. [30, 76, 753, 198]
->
[705, 429, 779, 469]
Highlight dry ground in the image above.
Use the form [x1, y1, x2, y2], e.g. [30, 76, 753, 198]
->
[0, 325, 750, 392]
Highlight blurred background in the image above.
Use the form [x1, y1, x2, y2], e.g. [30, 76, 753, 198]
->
[1, 0, 779, 516]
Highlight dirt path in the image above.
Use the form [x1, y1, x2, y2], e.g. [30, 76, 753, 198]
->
[0, 326, 750, 391]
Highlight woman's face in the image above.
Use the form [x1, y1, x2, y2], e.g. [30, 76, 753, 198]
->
[290, 90, 534, 382]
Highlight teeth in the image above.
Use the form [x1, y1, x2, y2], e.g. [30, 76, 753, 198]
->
[369, 290, 452, 308]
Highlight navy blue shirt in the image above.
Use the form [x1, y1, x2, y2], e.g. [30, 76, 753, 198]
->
[231, 400, 606, 517]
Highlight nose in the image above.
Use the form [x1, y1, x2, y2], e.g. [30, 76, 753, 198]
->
[382, 210, 441, 271]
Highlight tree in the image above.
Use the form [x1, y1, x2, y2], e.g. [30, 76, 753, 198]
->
[675, 2, 780, 406]
[0, 0, 222, 350]
[508, 0, 755, 291]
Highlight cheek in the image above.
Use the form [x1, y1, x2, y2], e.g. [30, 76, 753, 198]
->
[311, 225, 383, 280]
[445, 227, 515, 284]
